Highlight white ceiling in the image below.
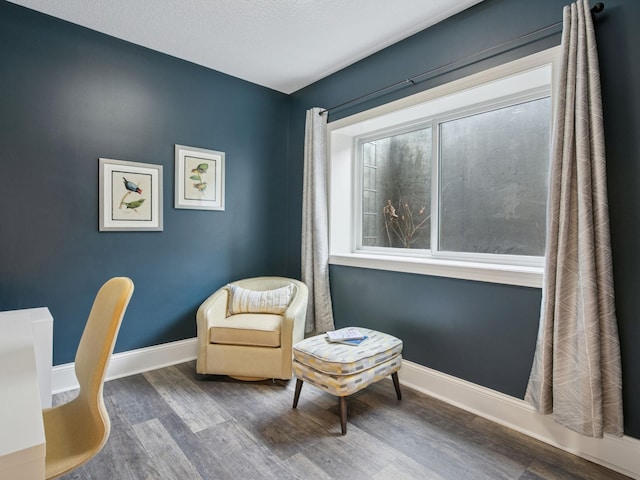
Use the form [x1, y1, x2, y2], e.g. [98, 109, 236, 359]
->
[8, 0, 484, 94]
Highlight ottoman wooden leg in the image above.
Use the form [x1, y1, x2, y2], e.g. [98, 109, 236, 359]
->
[339, 396, 348, 435]
[392, 372, 402, 400]
[292, 378, 304, 408]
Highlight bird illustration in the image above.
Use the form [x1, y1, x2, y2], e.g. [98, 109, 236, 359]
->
[193, 182, 207, 193]
[191, 163, 209, 175]
[122, 198, 145, 210]
[123, 177, 142, 194]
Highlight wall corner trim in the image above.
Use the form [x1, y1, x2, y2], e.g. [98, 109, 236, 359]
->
[399, 360, 640, 479]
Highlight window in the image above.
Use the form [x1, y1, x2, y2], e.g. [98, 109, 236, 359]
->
[329, 48, 559, 287]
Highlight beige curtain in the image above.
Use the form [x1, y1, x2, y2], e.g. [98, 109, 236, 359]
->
[301, 107, 335, 334]
[525, 0, 623, 437]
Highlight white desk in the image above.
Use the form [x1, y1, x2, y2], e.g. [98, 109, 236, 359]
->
[0, 307, 53, 480]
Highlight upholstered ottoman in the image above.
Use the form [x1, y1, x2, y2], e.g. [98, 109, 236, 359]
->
[292, 327, 403, 434]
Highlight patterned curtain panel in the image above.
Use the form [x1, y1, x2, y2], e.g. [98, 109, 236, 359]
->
[301, 107, 335, 334]
[525, 0, 623, 437]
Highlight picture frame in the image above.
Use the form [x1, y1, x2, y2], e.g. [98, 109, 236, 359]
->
[174, 144, 225, 211]
[99, 158, 163, 231]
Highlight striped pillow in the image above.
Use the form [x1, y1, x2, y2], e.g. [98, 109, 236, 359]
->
[227, 284, 294, 315]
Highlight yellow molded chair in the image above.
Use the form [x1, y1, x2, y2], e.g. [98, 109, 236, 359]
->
[42, 277, 134, 480]
[196, 276, 308, 381]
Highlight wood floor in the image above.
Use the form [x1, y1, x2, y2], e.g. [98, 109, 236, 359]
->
[53, 361, 630, 480]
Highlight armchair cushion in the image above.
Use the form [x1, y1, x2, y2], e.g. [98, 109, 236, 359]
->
[210, 313, 282, 347]
[227, 283, 293, 315]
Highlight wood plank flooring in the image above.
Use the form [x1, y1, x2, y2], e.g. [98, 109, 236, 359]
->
[53, 361, 630, 480]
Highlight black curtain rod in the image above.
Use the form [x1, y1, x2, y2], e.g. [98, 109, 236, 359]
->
[320, 2, 605, 116]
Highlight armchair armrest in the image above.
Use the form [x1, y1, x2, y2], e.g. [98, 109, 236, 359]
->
[281, 281, 308, 349]
[196, 287, 229, 372]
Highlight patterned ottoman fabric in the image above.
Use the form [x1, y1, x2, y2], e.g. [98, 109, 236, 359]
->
[293, 354, 402, 397]
[292, 328, 403, 376]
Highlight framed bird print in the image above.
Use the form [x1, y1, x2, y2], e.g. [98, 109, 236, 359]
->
[99, 158, 163, 231]
[174, 145, 225, 211]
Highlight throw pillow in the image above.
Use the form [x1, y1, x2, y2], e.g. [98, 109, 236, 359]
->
[227, 283, 294, 315]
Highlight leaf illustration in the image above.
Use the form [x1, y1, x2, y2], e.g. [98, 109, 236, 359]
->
[191, 163, 209, 175]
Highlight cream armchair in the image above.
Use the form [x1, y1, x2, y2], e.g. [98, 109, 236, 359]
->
[196, 277, 308, 380]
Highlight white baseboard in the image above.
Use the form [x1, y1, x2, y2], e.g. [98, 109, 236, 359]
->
[51, 338, 197, 394]
[399, 360, 640, 479]
[52, 339, 639, 478]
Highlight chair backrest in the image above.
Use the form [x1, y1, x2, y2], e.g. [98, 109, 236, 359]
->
[74, 277, 134, 407]
[231, 276, 299, 292]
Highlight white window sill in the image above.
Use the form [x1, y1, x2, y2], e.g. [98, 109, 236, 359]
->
[329, 253, 543, 288]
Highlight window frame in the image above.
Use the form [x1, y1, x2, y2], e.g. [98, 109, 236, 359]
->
[328, 47, 560, 288]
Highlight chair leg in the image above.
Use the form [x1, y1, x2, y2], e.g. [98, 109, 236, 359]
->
[392, 372, 402, 400]
[339, 396, 347, 435]
[292, 379, 303, 408]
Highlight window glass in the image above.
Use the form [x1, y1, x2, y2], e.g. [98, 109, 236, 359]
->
[439, 98, 551, 256]
[361, 128, 432, 249]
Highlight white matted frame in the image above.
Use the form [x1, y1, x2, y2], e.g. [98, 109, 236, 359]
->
[174, 144, 225, 211]
[99, 158, 163, 231]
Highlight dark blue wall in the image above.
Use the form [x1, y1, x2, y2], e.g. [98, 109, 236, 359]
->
[0, 2, 290, 364]
[2, 0, 639, 440]
[288, 0, 640, 438]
